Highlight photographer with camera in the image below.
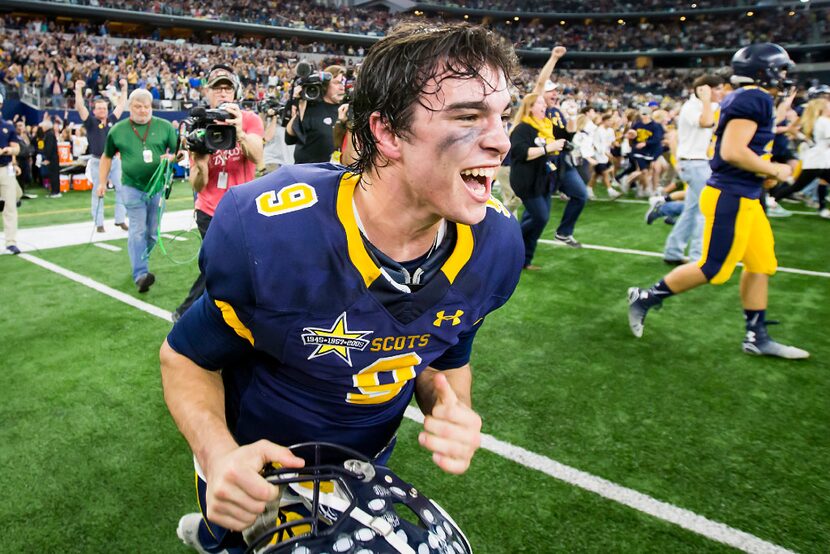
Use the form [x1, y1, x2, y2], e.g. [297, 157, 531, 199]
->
[173, 65, 264, 321]
[261, 96, 294, 174]
[284, 63, 347, 164]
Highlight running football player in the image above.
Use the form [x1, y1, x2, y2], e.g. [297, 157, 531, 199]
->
[627, 43, 809, 360]
[160, 22, 523, 553]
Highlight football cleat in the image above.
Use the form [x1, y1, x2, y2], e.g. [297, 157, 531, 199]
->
[177, 513, 228, 554]
[742, 328, 809, 359]
[627, 287, 661, 338]
[645, 196, 665, 225]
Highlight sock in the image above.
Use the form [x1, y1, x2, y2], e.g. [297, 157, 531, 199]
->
[744, 309, 766, 331]
[818, 184, 827, 211]
[643, 279, 674, 306]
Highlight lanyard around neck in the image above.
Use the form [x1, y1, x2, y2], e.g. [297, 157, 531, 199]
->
[129, 118, 151, 145]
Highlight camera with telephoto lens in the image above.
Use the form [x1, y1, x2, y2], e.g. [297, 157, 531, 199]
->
[181, 104, 237, 154]
[296, 60, 332, 103]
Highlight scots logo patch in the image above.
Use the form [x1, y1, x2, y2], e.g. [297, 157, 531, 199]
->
[301, 312, 372, 366]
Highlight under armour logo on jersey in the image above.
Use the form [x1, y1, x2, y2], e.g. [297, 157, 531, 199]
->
[433, 309, 464, 327]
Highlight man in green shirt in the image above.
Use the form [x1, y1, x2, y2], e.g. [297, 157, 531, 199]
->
[100, 89, 177, 292]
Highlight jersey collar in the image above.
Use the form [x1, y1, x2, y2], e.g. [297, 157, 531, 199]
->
[335, 172, 474, 290]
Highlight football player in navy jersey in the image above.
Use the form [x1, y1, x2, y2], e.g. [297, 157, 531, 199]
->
[627, 43, 809, 360]
[161, 22, 523, 553]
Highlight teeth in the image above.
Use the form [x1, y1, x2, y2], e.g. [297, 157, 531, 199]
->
[461, 167, 496, 178]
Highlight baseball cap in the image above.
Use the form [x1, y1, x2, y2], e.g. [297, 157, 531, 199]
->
[543, 80, 559, 92]
[206, 67, 236, 88]
[638, 106, 652, 115]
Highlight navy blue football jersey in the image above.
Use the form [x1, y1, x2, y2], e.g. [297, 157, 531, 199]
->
[167, 164, 523, 460]
[708, 86, 775, 199]
[631, 120, 664, 159]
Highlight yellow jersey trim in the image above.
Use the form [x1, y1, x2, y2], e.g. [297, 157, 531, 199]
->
[336, 172, 475, 288]
[214, 300, 255, 346]
[336, 173, 382, 289]
[441, 223, 474, 284]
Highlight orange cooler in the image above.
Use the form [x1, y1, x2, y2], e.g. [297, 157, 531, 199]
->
[72, 175, 92, 190]
[57, 141, 72, 165]
[59, 174, 70, 192]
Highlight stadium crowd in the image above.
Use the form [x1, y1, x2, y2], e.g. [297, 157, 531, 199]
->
[26, 0, 826, 52]
[0, 20, 714, 112]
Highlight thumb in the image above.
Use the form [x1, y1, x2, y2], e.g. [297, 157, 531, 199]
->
[433, 372, 458, 407]
[253, 439, 306, 470]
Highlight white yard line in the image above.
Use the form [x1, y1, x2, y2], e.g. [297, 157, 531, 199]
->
[539, 239, 830, 279]
[20, 253, 173, 322]
[161, 233, 189, 242]
[3, 209, 195, 253]
[93, 243, 122, 252]
[16, 253, 798, 554]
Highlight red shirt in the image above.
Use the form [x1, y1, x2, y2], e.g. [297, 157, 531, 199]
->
[194, 110, 264, 217]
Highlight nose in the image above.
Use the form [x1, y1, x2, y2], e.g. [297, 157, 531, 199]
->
[482, 114, 511, 157]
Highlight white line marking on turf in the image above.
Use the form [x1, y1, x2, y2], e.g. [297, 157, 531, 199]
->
[20, 254, 173, 322]
[539, 239, 830, 278]
[17, 253, 798, 554]
[93, 243, 122, 252]
[161, 233, 189, 241]
[404, 407, 793, 554]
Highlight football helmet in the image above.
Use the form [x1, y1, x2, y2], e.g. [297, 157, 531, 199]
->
[243, 442, 473, 554]
[730, 43, 795, 89]
[807, 84, 830, 99]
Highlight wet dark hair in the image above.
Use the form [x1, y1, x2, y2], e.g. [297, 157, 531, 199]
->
[349, 22, 518, 176]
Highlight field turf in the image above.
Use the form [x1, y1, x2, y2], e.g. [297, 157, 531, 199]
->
[1, 193, 827, 553]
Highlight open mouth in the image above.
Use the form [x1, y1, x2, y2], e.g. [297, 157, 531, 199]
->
[460, 167, 496, 201]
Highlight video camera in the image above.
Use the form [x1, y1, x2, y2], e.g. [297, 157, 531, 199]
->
[295, 60, 331, 103]
[180, 105, 237, 154]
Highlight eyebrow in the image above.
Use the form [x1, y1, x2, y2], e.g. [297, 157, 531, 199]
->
[444, 100, 512, 114]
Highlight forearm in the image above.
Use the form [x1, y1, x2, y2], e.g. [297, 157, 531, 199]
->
[415, 365, 473, 415]
[190, 162, 208, 192]
[160, 340, 238, 475]
[238, 131, 263, 167]
[533, 55, 561, 94]
[526, 145, 548, 161]
[699, 103, 714, 128]
[98, 156, 113, 185]
[724, 146, 781, 178]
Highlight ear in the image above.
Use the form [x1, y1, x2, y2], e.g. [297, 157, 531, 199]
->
[369, 112, 403, 162]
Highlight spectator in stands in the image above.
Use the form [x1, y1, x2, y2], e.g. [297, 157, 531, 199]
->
[75, 78, 130, 233]
[99, 88, 177, 293]
[173, 65, 264, 320]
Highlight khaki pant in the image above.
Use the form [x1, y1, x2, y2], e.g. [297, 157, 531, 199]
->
[0, 165, 22, 247]
[495, 166, 521, 214]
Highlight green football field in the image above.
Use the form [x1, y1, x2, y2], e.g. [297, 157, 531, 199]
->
[1, 189, 828, 553]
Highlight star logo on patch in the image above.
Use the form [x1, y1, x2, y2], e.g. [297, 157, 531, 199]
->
[301, 312, 372, 366]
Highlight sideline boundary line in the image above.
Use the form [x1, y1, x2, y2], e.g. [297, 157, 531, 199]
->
[17, 253, 796, 554]
[539, 239, 830, 278]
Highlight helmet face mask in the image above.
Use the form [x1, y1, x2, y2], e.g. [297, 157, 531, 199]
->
[243, 442, 473, 554]
[730, 42, 795, 90]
